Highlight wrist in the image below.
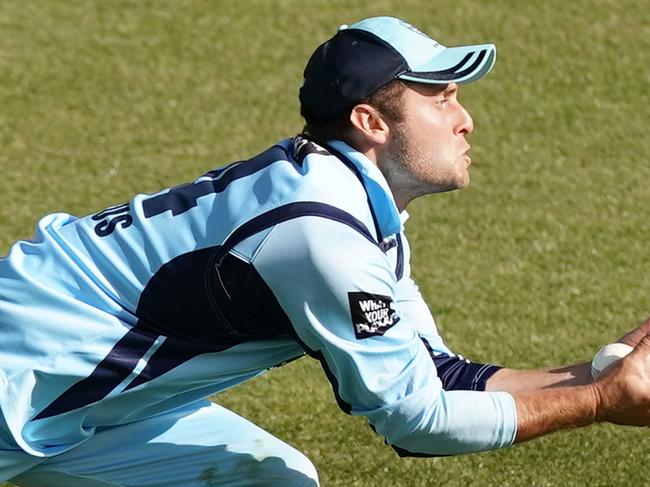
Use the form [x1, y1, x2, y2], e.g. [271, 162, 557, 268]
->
[588, 381, 608, 423]
[590, 378, 624, 424]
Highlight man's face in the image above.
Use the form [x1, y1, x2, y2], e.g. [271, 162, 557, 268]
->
[377, 82, 474, 206]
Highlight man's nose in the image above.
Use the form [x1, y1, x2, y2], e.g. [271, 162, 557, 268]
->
[457, 104, 474, 135]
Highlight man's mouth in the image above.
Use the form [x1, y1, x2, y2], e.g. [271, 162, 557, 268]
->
[462, 146, 471, 164]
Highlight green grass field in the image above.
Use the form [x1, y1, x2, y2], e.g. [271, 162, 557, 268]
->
[1, 0, 650, 485]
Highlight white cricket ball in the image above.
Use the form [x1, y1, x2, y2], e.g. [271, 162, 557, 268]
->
[591, 342, 633, 380]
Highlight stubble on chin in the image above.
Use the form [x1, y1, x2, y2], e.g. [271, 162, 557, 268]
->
[379, 126, 467, 201]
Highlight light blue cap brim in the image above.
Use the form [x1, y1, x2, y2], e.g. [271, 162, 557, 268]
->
[398, 43, 497, 85]
[348, 17, 497, 85]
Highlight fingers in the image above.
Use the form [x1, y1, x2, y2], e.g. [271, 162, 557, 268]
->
[631, 333, 650, 354]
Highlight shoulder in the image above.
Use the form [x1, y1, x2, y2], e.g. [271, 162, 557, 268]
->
[288, 142, 376, 229]
[228, 139, 380, 238]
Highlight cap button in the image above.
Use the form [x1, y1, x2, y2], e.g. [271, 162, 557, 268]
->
[338, 24, 349, 31]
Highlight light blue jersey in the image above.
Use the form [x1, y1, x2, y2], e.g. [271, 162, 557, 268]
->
[0, 136, 516, 461]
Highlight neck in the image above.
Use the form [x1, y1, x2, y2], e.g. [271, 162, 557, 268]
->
[359, 145, 415, 213]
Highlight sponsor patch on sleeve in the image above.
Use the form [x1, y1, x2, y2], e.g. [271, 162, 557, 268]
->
[347, 292, 399, 339]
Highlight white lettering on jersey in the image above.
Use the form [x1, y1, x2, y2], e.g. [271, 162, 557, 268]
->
[348, 292, 399, 339]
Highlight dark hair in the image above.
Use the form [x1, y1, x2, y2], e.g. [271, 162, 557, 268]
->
[301, 79, 409, 144]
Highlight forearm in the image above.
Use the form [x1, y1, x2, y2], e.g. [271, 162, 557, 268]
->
[486, 363, 602, 443]
[485, 362, 592, 393]
[513, 383, 600, 443]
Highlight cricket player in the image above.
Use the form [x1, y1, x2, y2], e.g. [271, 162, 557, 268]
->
[2, 15, 650, 487]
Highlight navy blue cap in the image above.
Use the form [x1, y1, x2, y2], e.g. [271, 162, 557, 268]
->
[300, 16, 496, 120]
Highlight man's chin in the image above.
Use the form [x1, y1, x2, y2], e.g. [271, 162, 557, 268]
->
[424, 181, 468, 195]
[454, 169, 471, 189]
[434, 173, 471, 193]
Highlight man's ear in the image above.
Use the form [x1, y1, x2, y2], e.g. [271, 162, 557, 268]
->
[349, 104, 390, 145]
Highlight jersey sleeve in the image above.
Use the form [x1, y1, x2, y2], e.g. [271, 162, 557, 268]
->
[252, 216, 517, 456]
[394, 256, 503, 392]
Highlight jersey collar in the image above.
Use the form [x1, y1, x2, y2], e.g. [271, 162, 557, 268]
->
[325, 139, 403, 239]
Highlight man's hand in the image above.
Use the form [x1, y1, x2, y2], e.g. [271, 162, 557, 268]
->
[592, 333, 650, 426]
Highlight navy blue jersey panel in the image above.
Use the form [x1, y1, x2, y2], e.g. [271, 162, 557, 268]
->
[137, 246, 297, 342]
[135, 247, 228, 342]
[420, 337, 501, 391]
[210, 253, 295, 338]
[126, 255, 296, 390]
[34, 327, 159, 420]
[394, 233, 404, 280]
[124, 338, 217, 391]
[391, 445, 450, 458]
